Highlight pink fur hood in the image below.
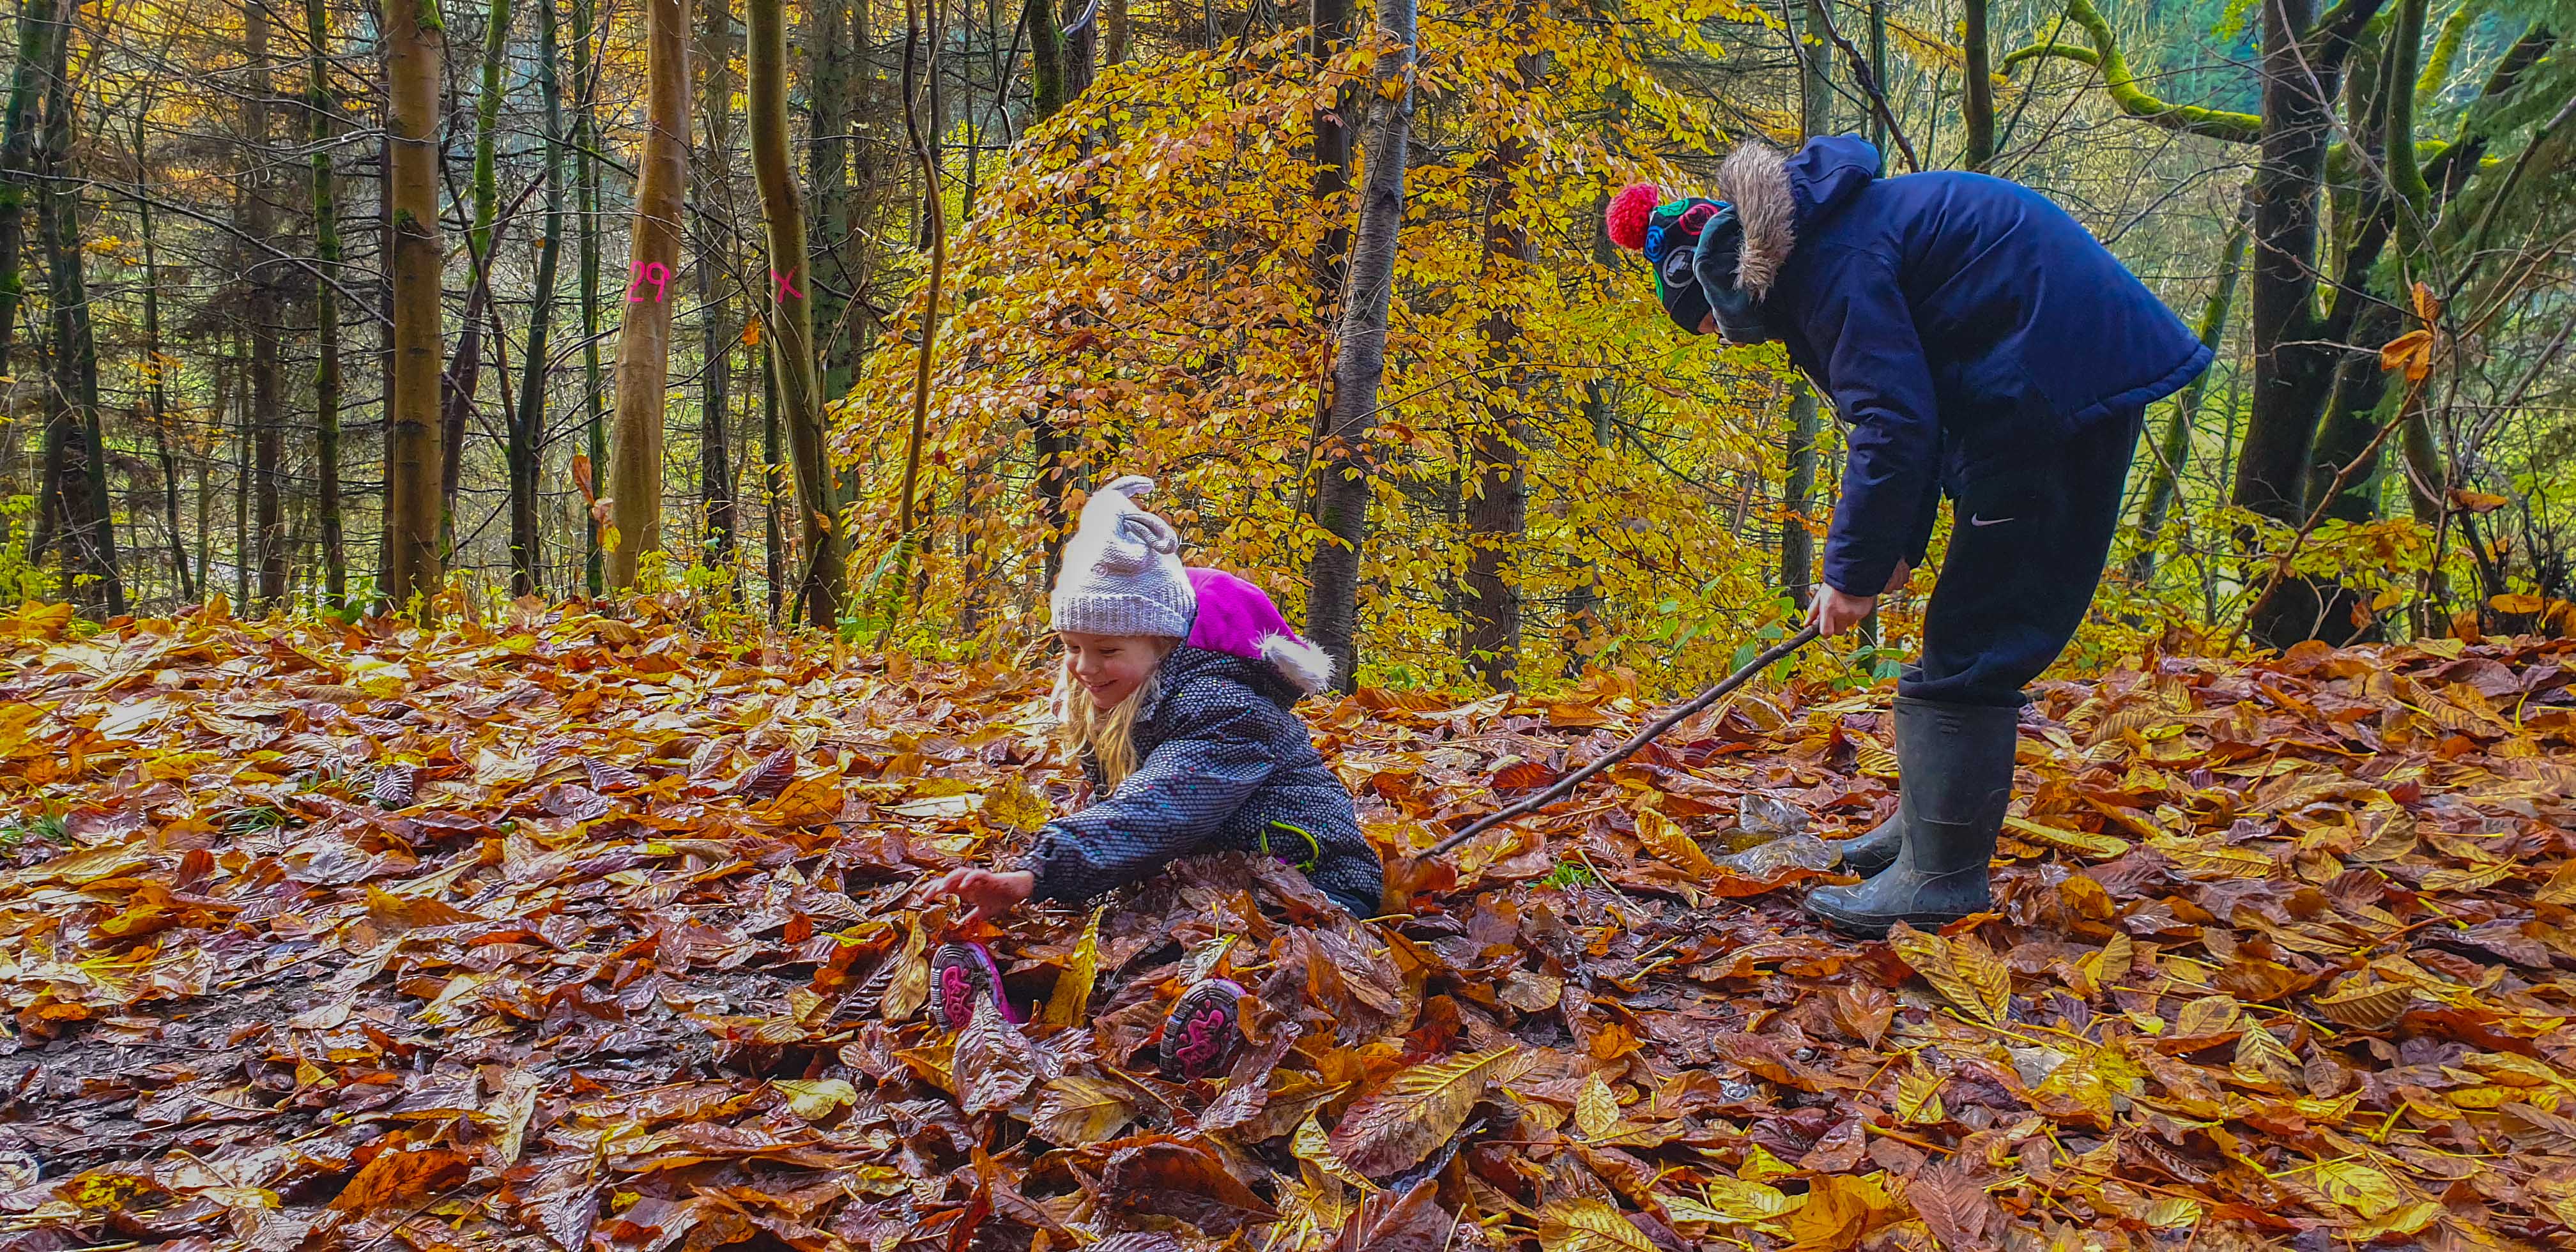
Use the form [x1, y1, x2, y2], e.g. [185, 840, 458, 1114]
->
[1183, 567, 1335, 695]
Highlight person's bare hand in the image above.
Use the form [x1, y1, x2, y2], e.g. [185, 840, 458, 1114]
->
[1809, 586, 1878, 637]
[928, 868, 1036, 926]
[1882, 560, 1913, 595]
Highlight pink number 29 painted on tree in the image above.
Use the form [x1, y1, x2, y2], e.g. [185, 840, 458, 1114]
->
[625, 261, 671, 304]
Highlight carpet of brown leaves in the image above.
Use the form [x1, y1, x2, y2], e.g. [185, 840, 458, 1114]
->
[2, 598, 2574, 1251]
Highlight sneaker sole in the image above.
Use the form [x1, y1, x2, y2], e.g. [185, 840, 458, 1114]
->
[1158, 978, 1246, 1079]
[928, 943, 1015, 1029]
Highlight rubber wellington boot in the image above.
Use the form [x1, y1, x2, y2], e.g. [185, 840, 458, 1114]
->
[1807, 696, 2018, 938]
[1836, 812, 1905, 876]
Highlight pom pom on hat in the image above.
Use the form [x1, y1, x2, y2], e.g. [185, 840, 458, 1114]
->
[1606, 183, 1660, 252]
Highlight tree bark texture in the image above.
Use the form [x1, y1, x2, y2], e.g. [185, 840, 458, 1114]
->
[245, 0, 286, 607]
[382, 0, 448, 614]
[0, 0, 59, 384]
[697, 0, 736, 572]
[751, 0, 846, 624]
[609, 0, 692, 588]
[1303, 0, 1414, 691]
[511, 0, 567, 595]
[307, 0, 345, 606]
[1464, 43, 1541, 692]
[38, 2, 118, 613]
[1961, 0, 1993, 169]
[572, 0, 607, 596]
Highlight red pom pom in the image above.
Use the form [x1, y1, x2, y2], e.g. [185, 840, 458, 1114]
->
[1606, 183, 1661, 252]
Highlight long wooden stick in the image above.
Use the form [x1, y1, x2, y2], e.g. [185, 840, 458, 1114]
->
[1423, 623, 1821, 858]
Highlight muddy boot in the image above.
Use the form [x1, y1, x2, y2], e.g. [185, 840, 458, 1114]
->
[1836, 812, 1905, 876]
[1807, 696, 2017, 938]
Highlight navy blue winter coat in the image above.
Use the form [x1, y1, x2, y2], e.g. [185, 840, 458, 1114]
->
[1016, 646, 1382, 917]
[1708, 136, 2212, 597]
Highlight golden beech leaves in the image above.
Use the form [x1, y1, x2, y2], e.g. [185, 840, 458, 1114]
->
[1327, 1046, 1521, 1177]
[1887, 924, 2012, 1026]
[1535, 1198, 1659, 1251]
[1629, 803, 1720, 876]
[6, 613, 2576, 1248]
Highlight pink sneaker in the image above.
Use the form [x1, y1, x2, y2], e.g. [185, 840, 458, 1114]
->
[1157, 978, 1246, 1080]
[928, 942, 1021, 1030]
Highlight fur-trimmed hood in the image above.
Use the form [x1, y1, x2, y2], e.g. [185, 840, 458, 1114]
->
[1715, 135, 1883, 301]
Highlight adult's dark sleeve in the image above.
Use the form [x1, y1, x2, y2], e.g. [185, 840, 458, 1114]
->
[1787, 246, 1943, 598]
[1015, 693, 1276, 904]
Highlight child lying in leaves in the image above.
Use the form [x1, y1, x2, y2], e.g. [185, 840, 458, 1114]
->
[925, 475, 1384, 1080]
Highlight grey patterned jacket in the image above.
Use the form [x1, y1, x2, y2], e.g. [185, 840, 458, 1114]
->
[1018, 646, 1381, 916]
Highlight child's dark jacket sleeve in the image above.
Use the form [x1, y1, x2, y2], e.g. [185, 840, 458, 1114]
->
[1016, 689, 1278, 903]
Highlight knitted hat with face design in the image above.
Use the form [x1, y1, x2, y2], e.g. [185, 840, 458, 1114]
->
[1607, 185, 1721, 335]
[1606, 183, 1777, 343]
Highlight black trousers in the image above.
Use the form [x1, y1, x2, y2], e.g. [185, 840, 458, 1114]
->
[1900, 408, 2143, 708]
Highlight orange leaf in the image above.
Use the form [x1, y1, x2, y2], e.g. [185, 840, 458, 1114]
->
[2379, 329, 2432, 381]
[570, 453, 596, 503]
[328, 1146, 470, 1214]
[2411, 280, 2439, 325]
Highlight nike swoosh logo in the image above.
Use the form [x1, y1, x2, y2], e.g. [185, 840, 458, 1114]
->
[1967, 514, 2014, 526]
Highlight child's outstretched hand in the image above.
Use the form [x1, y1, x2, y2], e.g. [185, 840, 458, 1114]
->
[928, 867, 1036, 926]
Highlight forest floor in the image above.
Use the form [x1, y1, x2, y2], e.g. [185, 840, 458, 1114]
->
[0, 599, 2573, 1251]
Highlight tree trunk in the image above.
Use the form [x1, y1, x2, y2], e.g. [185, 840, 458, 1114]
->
[763, 341, 783, 621]
[382, 0, 448, 614]
[1025, 0, 1066, 118]
[751, 0, 844, 625]
[2233, 0, 2336, 531]
[441, 0, 512, 564]
[573, 0, 606, 597]
[233, 333, 249, 604]
[1308, 0, 1351, 397]
[610, 0, 693, 588]
[243, 0, 288, 608]
[38, 7, 119, 615]
[1302, 0, 1414, 691]
[135, 109, 193, 602]
[1961, 0, 1993, 169]
[0, 0, 60, 383]
[697, 0, 736, 572]
[1062, 0, 1094, 98]
[1464, 43, 1540, 692]
[2229, 0, 2367, 647]
[2127, 205, 2248, 588]
[1779, 0, 1830, 607]
[512, 0, 567, 595]
[807, 0, 858, 406]
[306, 0, 344, 607]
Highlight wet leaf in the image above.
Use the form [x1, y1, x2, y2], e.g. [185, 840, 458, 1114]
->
[328, 1145, 470, 1213]
[1536, 1197, 1657, 1251]
[1888, 924, 2011, 1026]
[1036, 906, 1102, 1030]
[1328, 1046, 1519, 1177]
[1031, 1075, 1133, 1145]
[954, 994, 1040, 1114]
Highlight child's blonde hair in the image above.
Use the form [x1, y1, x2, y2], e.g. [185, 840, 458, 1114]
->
[1051, 641, 1177, 789]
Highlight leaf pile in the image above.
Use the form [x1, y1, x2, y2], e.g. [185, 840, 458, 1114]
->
[3, 602, 2575, 1250]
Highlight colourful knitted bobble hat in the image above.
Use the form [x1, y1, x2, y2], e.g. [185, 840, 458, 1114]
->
[1607, 183, 1723, 334]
